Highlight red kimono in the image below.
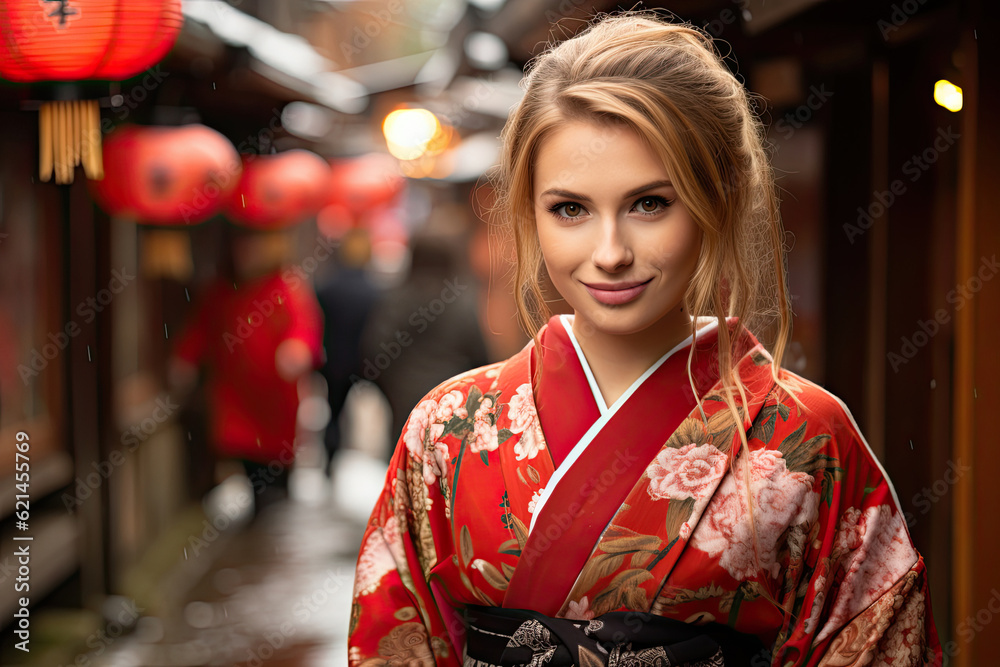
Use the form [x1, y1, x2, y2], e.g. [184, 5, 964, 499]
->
[174, 270, 324, 464]
[349, 315, 940, 666]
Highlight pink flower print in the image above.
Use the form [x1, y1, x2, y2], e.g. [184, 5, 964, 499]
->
[679, 521, 694, 540]
[513, 421, 545, 461]
[507, 383, 536, 433]
[834, 507, 865, 553]
[403, 398, 439, 458]
[564, 596, 595, 621]
[528, 490, 543, 514]
[690, 448, 818, 581]
[422, 441, 451, 486]
[646, 443, 728, 501]
[435, 389, 468, 422]
[470, 397, 499, 453]
[354, 516, 404, 596]
[509, 383, 546, 461]
[817, 504, 917, 644]
[873, 589, 926, 666]
[802, 574, 827, 635]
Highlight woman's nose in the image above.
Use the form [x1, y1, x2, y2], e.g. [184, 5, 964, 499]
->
[591, 216, 633, 272]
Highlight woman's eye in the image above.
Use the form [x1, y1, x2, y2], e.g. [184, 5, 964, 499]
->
[635, 196, 670, 214]
[552, 202, 583, 218]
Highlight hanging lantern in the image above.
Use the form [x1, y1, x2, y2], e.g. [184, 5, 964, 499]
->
[328, 153, 405, 217]
[316, 202, 354, 240]
[89, 124, 241, 225]
[0, 0, 184, 184]
[225, 150, 331, 230]
[90, 124, 239, 282]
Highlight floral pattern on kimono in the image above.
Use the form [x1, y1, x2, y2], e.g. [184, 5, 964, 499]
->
[348, 318, 941, 667]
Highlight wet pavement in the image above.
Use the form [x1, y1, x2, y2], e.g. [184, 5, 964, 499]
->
[0, 382, 393, 667]
[85, 454, 388, 667]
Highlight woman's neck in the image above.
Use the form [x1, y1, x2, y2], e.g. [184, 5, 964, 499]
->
[570, 309, 702, 406]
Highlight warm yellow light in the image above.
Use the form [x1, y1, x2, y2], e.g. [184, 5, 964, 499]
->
[934, 79, 963, 112]
[382, 108, 441, 160]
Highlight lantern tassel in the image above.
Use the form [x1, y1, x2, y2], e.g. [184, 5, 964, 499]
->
[39, 100, 103, 184]
[39, 103, 53, 182]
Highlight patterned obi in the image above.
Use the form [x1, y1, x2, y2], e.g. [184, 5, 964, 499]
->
[463, 605, 769, 667]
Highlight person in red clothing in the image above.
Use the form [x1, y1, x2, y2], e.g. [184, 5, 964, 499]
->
[171, 228, 324, 515]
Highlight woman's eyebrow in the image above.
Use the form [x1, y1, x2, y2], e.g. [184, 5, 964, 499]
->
[538, 180, 674, 202]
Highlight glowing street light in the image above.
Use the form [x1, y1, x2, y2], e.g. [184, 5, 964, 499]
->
[382, 108, 442, 160]
[934, 79, 963, 112]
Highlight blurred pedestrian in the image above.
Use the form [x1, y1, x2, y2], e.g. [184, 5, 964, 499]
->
[361, 233, 490, 460]
[315, 229, 380, 475]
[170, 227, 324, 517]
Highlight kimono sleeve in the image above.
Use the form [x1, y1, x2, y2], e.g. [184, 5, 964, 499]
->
[348, 395, 461, 667]
[771, 398, 942, 667]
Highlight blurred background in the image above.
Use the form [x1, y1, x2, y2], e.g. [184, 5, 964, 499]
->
[0, 0, 996, 665]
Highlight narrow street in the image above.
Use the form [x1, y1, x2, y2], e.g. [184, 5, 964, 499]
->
[80, 385, 393, 667]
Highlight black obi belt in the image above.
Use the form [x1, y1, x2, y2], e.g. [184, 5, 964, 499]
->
[463, 605, 770, 667]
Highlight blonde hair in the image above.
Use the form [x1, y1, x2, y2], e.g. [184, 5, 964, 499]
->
[486, 11, 805, 604]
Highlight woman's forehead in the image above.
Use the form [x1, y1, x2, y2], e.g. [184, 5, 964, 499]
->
[532, 121, 673, 196]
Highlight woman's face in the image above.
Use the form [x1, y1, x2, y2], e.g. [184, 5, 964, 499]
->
[532, 119, 702, 340]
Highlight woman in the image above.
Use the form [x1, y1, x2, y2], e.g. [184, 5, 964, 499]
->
[349, 13, 940, 666]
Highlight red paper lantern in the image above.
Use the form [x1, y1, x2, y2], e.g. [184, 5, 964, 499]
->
[328, 153, 405, 217]
[89, 124, 241, 225]
[317, 203, 354, 240]
[0, 0, 183, 82]
[225, 150, 331, 230]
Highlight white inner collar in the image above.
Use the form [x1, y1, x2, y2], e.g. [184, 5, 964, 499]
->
[556, 314, 719, 418]
[529, 314, 720, 532]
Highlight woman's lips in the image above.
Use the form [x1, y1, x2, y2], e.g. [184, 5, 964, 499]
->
[583, 278, 653, 305]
